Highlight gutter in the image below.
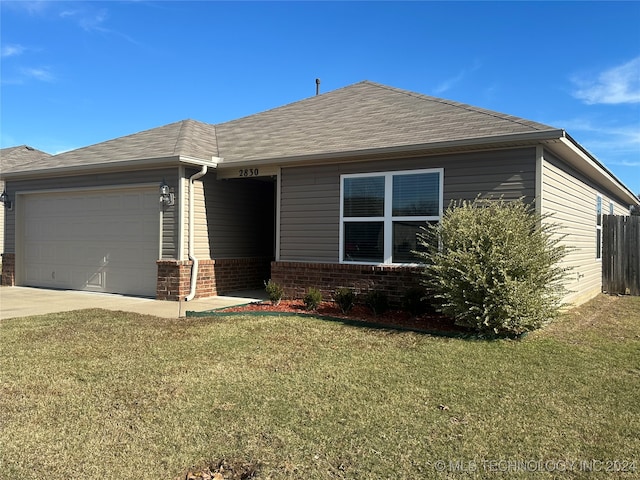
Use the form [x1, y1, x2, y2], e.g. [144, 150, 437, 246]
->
[185, 165, 208, 301]
[215, 128, 638, 208]
[0, 155, 218, 181]
[214, 130, 567, 170]
[552, 132, 639, 207]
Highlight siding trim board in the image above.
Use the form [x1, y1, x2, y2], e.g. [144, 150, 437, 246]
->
[535, 145, 544, 215]
[275, 167, 282, 261]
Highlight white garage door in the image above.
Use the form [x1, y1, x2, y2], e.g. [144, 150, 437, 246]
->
[22, 188, 159, 297]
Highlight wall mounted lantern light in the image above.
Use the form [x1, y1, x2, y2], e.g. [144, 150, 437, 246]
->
[0, 189, 12, 210]
[159, 180, 175, 207]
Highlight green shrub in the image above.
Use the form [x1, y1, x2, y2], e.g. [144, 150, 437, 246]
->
[333, 287, 356, 314]
[264, 279, 284, 305]
[303, 287, 323, 311]
[414, 197, 570, 337]
[364, 289, 389, 316]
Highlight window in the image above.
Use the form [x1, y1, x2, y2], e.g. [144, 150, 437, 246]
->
[340, 169, 443, 264]
[609, 201, 614, 215]
[596, 195, 602, 260]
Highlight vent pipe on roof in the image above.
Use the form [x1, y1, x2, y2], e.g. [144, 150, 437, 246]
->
[315, 78, 321, 96]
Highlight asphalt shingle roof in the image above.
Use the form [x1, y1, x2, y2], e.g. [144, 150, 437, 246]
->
[0, 145, 51, 171]
[19, 119, 219, 171]
[215, 80, 557, 162]
[2, 81, 559, 174]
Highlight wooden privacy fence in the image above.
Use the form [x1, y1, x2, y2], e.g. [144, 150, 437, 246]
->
[602, 215, 640, 296]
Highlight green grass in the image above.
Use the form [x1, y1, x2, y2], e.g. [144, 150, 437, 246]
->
[1, 294, 639, 479]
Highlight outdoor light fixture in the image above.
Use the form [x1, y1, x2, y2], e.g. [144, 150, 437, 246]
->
[159, 180, 175, 207]
[0, 189, 12, 210]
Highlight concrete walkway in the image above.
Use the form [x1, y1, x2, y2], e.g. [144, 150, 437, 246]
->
[0, 286, 266, 320]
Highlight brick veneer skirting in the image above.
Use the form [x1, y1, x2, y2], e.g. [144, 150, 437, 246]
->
[270, 261, 423, 306]
[157, 257, 272, 301]
[1, 253, 15, 286]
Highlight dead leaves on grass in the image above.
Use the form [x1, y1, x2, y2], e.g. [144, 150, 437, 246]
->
[184, 458, 259, 480]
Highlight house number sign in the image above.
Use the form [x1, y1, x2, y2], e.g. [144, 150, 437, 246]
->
[216, 165, 278, 179]
[238, 168, 259, 177]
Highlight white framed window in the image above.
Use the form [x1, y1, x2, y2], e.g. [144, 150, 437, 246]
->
[609, 201, 614, 215]
[596, 194, 602, 260]
[339, 168, 443, 264]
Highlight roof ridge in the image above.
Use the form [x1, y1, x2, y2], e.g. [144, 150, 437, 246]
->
[173, 120, 189, 156]
[217, 80, 554, 132]
[172, 119, 219, 158]
[46, 120, 188, 159]
[363, 81, 555, 131]
[216, 81, 373, 127]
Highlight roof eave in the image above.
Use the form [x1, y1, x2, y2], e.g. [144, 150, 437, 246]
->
[543, 133, 639, 207]
[216, 128, 638, 207]
[0, 155, 219, 180]
[216, 130, 566, 169]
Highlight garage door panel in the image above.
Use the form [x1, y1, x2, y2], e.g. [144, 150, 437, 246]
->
[54, 243, 73, 264]
[103, 194, 123, 211]
[22, 188, 159, 297]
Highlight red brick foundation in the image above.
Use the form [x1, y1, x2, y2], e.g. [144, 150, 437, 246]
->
[270, 261, 423, 306]
[1, 253, 15, 286]
[156, 257, 272, 301]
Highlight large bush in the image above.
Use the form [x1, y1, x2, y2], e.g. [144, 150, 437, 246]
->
[414, 198, 570, 336]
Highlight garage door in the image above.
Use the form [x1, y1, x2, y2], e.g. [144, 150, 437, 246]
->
[22, 188, 159, 297]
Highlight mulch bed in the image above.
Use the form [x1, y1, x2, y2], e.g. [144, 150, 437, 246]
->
[213, 300, 471, 336]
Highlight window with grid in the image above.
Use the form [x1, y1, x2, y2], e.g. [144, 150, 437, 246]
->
[340, 169, 443, 264]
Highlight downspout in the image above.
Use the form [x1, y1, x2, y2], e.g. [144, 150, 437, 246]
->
[185, 165, 208, 301]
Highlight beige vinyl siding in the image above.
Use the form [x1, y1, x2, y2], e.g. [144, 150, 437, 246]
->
[279, 148, 536, 262]
[541, 150, 629, 305]
[4, 168, 180, 258]
[186, 170, 275, 260]
[160, 200, 178, 260]
[280, 166, 340, 262]
[193, 178, 210, 260]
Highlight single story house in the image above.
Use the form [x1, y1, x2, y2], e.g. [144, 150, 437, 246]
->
[1, 81, 638, 305]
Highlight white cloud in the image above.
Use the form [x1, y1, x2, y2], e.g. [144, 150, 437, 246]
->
[57, 5, 140, 46]
[433, 59, 482, 95]
[572, 57, 640, 105]
[560, 119, 640, 144]
[3, 1, 51, 16]
[552, 117, 640, 168]
[19, 67, 55, 82]
[610, 159, 640, 167]
[1, 44, 26, 58]
[60, 7, 109, 33]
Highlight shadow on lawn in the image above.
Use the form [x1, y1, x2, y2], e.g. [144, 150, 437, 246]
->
[186, 300, 526, 340]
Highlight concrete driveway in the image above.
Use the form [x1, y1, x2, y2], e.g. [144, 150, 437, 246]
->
[0, 286, 266, 320]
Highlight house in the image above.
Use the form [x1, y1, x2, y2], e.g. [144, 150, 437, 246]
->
[1, 81, 638, 305]
[0, 145, 51, 277]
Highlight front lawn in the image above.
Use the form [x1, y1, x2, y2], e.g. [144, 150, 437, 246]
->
[0, 294, 638, 479]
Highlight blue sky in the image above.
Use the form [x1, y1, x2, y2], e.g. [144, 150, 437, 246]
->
[1, 1, 639, 195]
